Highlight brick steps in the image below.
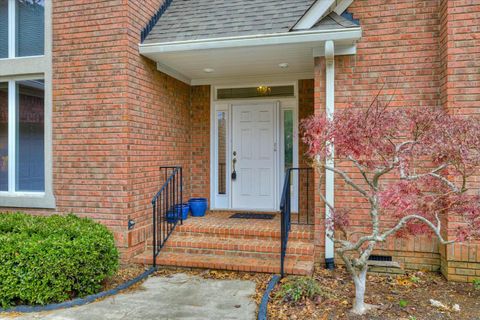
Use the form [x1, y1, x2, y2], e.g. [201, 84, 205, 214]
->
[132, 252, 314, 275]
[146, 224, 313, 245]
[176, 224, 313, 240]
[133, 211, 315, 276]
[165, 234, 314, 255]
[156, 235, 314, 261]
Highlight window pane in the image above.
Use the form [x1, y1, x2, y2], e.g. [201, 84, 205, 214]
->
[0, 82, 7, 191]
[16, 0, 45, 57]
[217, 111, 227, 195]
[16, 80, 44, 192]
[284, 110, 293, 171]
[0, 0, 7, 58]
[217, 86, 295, 100]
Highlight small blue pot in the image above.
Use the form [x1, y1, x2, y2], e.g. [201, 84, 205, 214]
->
[174, 204, 190, 221]
[188, 198, 208, 217]
[165, 210, 178, 223]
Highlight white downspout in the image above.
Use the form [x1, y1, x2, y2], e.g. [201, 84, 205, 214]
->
[324, 40, 335, 269]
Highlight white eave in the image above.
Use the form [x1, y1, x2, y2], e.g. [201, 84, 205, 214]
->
[293, 0, 355, 30]
[139, 27, 362, 85]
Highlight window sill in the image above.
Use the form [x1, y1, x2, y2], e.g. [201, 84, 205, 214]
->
[0, 54, 45, 61]
[0, 192, 56, 209]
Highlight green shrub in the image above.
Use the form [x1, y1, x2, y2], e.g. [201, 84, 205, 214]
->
[276, 276, 331, 303]
[0, 213, 119, 308]
[474, 279, 480, 290]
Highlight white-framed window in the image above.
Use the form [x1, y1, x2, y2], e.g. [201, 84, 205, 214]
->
[0, 0, 45, 59]
[0, 0, 52, 208]
[0, 78, 45, 193]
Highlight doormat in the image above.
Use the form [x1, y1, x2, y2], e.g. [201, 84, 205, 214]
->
[230, 213, 276, 220]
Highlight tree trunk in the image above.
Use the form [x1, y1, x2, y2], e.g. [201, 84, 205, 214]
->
[351, 266, 369, 315]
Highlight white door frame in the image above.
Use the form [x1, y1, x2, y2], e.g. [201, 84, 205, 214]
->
[209, 81, 299, 211]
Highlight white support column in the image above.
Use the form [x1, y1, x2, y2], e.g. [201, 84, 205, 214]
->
[324, 40, 335, 268]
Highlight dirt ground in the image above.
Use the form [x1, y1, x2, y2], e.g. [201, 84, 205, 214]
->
[268, 267, 480, 320]
[98, 265, 480, 320]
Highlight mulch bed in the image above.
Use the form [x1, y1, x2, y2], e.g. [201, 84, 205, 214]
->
[101, 264, 151, 293]
[268, 267, 480, 320]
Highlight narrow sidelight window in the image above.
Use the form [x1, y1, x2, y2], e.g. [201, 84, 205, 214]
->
[217, 111, 227, 195]
[283, 109, 293, 171]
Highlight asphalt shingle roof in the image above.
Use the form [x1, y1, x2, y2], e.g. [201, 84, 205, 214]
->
[143, 0, 316, 44]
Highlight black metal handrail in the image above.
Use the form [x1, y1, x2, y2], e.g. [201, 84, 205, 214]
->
[280, 167, 313, 277]
[152, 166, 183, 268]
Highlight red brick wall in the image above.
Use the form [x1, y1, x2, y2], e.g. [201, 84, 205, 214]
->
[314, 0, 444, 269]
[52, 1, 132, 257]
[438, 0, 480, 281]
[190, 86, 211, 201]
[48, 0, 193, 260]
[313, 0, 479, 278]
[314, 57, 327, 263]
[298, 80, 315, 223]
[124, 1, 193, 259]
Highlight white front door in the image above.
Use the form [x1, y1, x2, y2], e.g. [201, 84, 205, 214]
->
[232, 102, 276, 210]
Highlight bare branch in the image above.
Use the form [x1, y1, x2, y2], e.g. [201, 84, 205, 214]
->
[357, 241, 376, 266]
[429, 172, 460, 193]
[318, 183, 335, 213]
[381, 214, 454, 245]
[347, 156, 376, 190]
[399, 163, 460, 193]
[323, 165, 373, 201]
[337, 251, 358, 281]
[336, 234, 378, 254]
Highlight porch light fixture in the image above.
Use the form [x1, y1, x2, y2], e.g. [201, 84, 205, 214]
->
[278, 63, 289, 69]
[256, 85, 271, 95]
[203, 68, 215, 73]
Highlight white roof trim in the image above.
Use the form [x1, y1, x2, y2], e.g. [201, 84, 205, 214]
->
[333, 0, 354, 15]
[292, 0, 355, 30]
[293, 0, 336, 30]
[139, 27, 362, 55]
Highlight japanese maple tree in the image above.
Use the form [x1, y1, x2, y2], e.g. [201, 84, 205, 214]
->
[302, 99, 480, 315]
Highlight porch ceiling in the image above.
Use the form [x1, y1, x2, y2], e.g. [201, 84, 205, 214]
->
[140, 29, 361, 85]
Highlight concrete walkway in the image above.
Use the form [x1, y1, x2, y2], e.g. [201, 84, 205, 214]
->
[1, 273, 257, 320]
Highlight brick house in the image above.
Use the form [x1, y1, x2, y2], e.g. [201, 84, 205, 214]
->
[0, 0, 478, 281]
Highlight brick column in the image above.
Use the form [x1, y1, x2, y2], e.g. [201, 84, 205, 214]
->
[313, 57, 327, 264]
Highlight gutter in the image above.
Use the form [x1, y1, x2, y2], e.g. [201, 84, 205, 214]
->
[139, 27, 362, 55]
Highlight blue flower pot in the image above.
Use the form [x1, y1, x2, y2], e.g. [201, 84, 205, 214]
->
[188, 198, 208, 217]
[165, 210, 178, 223]
[174, 204, 190, 221]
